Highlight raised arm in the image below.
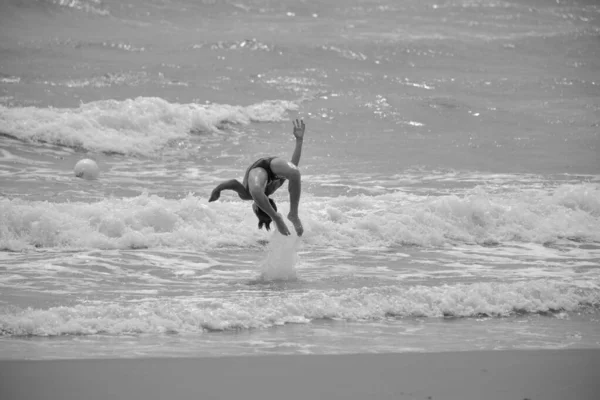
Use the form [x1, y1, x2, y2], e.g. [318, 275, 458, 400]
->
[290, 119, 305, 167]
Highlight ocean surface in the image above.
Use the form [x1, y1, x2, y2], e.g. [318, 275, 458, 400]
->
[0, 0, 599, 359]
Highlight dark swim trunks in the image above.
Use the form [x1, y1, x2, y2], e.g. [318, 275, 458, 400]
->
[243, 157, 285, 192]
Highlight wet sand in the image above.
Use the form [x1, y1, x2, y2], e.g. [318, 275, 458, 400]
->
[1, 349, 599, 400]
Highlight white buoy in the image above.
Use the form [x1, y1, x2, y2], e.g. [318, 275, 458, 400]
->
[74, 158, 99, 180]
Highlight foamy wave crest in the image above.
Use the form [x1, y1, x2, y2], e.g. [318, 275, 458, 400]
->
[1, 280, 597, 336]
[320, 45, 367, 61]
[0, 194, 262, 251]
[1, 183, 598, 251]
[0, 76, 20, 84]
[302, 183, 600, 248]
[78, 41, 146, 52]
[191, 38, 273, 52]
[51, 72, 187, 88]
[46, 0, 109, 16]
[0, 97, 298, 155]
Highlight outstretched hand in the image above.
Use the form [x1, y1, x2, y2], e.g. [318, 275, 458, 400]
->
[292, 119, 305, 140]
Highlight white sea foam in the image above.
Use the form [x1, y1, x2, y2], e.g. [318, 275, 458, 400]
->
[0, 279, 597, 337]
[52, 72, 186, 88]
[192, 39, 273, 52]
[47, 0, 109, 16]
[0, 97, 298, 156]
[1, 183, 598, 251]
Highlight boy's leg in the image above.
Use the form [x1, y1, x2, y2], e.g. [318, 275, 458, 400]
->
[269, 158, 303, 236]
[209, 179, 252, 202]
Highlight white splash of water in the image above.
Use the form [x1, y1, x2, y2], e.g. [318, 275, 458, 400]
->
[259, 231, 300, 281]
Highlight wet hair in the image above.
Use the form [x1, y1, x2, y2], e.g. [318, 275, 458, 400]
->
[252, 198, 277, 231]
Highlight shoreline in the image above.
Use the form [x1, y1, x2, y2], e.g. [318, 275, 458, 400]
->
[1, 349, 599, 400]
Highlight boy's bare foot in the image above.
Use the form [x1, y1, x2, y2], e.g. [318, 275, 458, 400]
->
[273, 213, 291, 236]
[287, 213, 304, 237]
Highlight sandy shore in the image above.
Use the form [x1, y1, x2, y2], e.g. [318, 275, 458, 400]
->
[1, 349, 599, 400]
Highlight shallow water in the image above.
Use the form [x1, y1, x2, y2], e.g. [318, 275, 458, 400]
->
[1, 0, 599, 359]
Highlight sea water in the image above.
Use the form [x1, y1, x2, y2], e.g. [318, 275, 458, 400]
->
[0, 0, 599, 359]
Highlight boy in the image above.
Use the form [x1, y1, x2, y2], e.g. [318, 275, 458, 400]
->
[208, 119, 305, 236]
